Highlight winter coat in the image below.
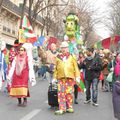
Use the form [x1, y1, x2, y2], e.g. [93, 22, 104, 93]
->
[78, 54, 102, 81]
[108, 60, 117, 83]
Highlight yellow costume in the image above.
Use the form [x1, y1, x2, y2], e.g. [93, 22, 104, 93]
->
[54, 53, 80, 113]
[54, 54, 80, 79]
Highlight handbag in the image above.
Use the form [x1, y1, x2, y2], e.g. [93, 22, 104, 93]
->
[106, 60, 114, 82]
[106, 71, 113, 82]
[99, 72, 104, 81]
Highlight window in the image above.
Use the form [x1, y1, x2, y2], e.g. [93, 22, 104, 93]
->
[12, 30, 15, 35]
[3, 26, 7, 32]
[7, 28, 11, 33]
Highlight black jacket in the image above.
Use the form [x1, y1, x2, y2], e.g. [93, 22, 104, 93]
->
[78, 54, 102, 80]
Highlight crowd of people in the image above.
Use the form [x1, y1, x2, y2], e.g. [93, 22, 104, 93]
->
[0, 39, 120, 119]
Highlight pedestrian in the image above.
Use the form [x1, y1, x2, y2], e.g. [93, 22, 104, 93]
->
[99, 50, 105, 90]
[109, 52, 120, 119]
[52, 41, 80, 115]
[0, 40, 7, 90]
[74, 52, 85, 104]
[45, 43, 58, 82]
[38, 43, 58, 81]
[102, 58, 109, 92]
[7, 45, 36, 107]
[78, 48, 102, 107]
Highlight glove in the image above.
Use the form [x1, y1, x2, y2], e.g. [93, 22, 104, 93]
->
[31, 81, 36, 86]
[52, 79, 57, 84]
[110, 68, 114, 72]
[6, 76, 11, 86]
[31, 78, 36, 86]
[76, 77, 80, 84]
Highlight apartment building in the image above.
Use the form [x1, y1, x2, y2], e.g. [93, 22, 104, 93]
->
[0, 0, 44, 47]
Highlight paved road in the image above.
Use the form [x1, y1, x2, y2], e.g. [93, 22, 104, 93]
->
[0, 76, 116, 120]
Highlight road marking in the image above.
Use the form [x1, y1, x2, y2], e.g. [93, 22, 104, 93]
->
[20, 109, 41, 120]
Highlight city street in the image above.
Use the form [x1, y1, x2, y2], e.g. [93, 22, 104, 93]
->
[0, 76, 116, 120]
[0, 0, 119, 120]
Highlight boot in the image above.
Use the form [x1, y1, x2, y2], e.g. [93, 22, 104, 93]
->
[22, 98, 27, 107]
[74, 84, 78, 104]
[55, 110, 65, 115]
[66, 108, 74, 113]
[74, 99, 78, 104]
[17, 98, 22, 106]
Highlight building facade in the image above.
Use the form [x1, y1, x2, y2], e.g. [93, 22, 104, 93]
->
[0, 0, 44, 47]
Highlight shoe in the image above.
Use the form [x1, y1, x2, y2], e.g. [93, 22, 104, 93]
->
[17, 103, 22, 107]
[74, 99, 78, 104]
[22, 101, 27, 107]
[66, 108, 74, 113]
[74, 101, 78, 104]
[103, 90, 109, 92]
[55, 110, 65, 115]
[84, 99, 91, 104]
[17, 98, 22, 107]
[92, 102, 99, 107]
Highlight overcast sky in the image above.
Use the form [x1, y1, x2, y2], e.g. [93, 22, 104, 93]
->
[93, 0, 112, 39]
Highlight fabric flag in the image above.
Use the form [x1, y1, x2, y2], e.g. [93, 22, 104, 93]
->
[19, 29, 26, 43]
[77, 72, 86, 92]
[102, 37, 110, 49]
[114, 36, 120, 45]
[22, 15, 33, 31]
[96, 41, 103, 49]
[19, 15, 37, 43]
[33, 36, 46, 47]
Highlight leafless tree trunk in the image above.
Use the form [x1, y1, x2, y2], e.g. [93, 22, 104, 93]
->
[20, 0, 27, 28]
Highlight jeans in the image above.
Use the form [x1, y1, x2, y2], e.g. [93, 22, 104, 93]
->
[86, 78, 99, 103]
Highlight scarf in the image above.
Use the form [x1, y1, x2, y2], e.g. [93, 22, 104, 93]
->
[87, 56, 93, 60]
[58, 52, 70, 61]
[115, 59, 120, 76]
[15, 52, 27, 76]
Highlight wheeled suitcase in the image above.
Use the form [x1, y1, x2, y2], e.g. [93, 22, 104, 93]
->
[48, 83, 58, 107]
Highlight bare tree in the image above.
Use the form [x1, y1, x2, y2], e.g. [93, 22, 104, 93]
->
[20, 0, 27, 28]
[74, 0, 102, 44]
[20, 0, 69, 28]
[104, 0, 120, 36]
[57, 0, 102, 45]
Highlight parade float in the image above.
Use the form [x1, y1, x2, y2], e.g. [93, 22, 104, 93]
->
[63, 13, 85, 92]
[63, 13, 83, 56]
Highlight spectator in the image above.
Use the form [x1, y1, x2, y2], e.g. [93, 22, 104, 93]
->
[108, 52, 120, 120]
[78, 48, 102, 107]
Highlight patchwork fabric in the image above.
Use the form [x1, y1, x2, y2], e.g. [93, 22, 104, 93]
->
[57, 78, 74, 111]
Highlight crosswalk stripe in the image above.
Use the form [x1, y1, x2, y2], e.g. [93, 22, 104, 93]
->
[20, 109, 41, 120]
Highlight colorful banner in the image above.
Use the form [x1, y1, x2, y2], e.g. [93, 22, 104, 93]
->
[19, 29, 26, 43]
[19, 15, 37, 44]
